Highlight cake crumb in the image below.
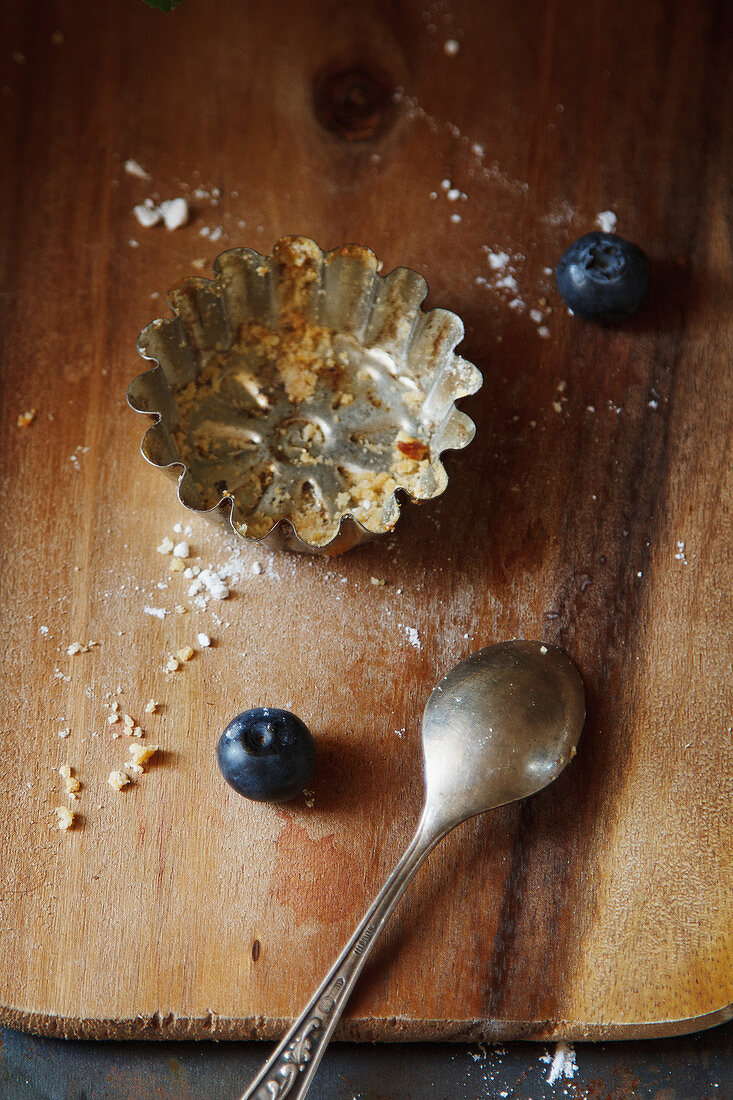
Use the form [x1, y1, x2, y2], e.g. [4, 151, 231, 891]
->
[108, 770, 130, 791]
[144, 699, 158, 714]
[129, 743, 159, 767]
[595, 210, 618, 234]
[66, 640, 99, 655]
[174, 605, 188, 614]
[166, 657, 180, 672]
[125, 762, 145, 777]
[124, 158, 150, 180]
[157, 536, 175, 554]
[172, 540, 190, 559]
[197, 633, 211, 648]
[17, 409, 36, 428]
[57, 727, 71, 739]
[123, 714, 135, 729]
[169, 558, 185, 573]
[54, 806, 75, 831]
[370, 577, 386, 586]
[251, 562, 263, 575]
[176, 645, 195, 663]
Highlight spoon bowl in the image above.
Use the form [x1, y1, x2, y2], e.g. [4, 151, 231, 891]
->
[421, 641, 585, 834]
[239, 640, 586, 1100]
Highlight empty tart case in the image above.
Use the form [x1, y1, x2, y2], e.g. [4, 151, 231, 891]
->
[127, 236, 482, 555]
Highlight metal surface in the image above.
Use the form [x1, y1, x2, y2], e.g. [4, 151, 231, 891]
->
[127, 236, 482, 555]
[3, 1024, 732, 1100]
[239, 642, 586, 1100]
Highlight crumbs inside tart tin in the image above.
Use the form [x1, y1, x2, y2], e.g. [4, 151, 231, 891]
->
[130, 236, 482, 553]
[172, 313, 433, 544]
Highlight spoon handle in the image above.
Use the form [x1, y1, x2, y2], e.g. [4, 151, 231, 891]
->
[238, 814, 442, 1100]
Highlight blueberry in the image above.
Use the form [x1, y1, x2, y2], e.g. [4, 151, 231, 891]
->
[555, 232, 650, 323]
[217, 708, 316, 803]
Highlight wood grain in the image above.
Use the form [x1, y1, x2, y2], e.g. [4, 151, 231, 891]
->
[0, 0, 731, 1041]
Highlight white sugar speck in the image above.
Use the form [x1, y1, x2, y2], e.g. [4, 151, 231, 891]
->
[404, 626, 421, 650]
[443, 38, 460, 56]
[144, 606, 168, 620]
[595, 209, 618, 234]
[543, 1041, 578, 1085]
[124, 158, 150, 180]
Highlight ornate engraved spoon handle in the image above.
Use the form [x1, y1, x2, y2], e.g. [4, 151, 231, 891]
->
[239, 814, 442, 1100]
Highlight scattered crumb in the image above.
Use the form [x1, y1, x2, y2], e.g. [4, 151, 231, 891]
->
[159, 198, 189, 230]
[540, 645, 548, 654]
[404, 626, 421, 650]
[197, 633, 211, 647]
[17, 409, 36, 428]
[108, 770, 130, 791]
[124, 159, 150, 180]
[66, 640, 99, 655]
[169, 558, 185, 572]
[157, 536, 174, 554]
[56, 727, 70, 739]
[125, 762, 145, 777]
[302, 788, 315, 808]
[543, 1041, 578, 1084]
[123, 714, 135, 729]
[176, 645, 195, 663]
[370, 577, 386, 586]
[191, 257, 207, 270]
[595, 210, 618, 234]
[133, 202, 160, 228]
[54, 806, 75, 831]
[144, 606, 168, 619]
[129, 743, 159, 767]
[251, 562, 263, 575]
[172, 540, 190, 559]
[166, 657, 181, 673]
[174, 604, 187, 614]
[144, 699, 158, 714]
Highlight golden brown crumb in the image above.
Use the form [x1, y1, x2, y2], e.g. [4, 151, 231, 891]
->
[123, 714, 135, 728]
[108, 770, 130, 791]
[176, 645, 195, 663]
[144, 699, 158, 714]
[17, 409, 36, 428]
[125, 762, 144, 777]
[370, 576, 386, 586]
[169, 558, 185, 573]
[129, 743, 159, 767]
[54, 805, 74, 831]
[66, 640, 100, 656]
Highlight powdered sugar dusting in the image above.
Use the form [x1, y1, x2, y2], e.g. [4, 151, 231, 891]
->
[541, 1041, 578, 1085]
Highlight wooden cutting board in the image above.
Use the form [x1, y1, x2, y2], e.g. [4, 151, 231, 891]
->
[1, 0, 731, 1042]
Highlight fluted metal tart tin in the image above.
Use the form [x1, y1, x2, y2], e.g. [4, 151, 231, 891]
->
[127, 236, 482, 555]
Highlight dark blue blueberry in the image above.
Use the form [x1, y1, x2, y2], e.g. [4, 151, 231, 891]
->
[555, 232, 650, 323]
[217, 708, 316, 803]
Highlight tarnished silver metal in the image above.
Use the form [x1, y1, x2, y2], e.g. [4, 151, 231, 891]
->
[127, 236, 482, 555]
[239, 641, 586, 1100]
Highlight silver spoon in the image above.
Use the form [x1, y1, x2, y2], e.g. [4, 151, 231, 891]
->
[239, 640, 586, 1100]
